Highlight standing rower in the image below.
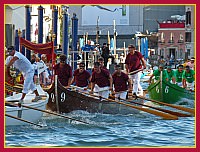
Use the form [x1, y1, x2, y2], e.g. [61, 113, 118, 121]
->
[6, 46, 41, 103]
[125, 44, 146, 96]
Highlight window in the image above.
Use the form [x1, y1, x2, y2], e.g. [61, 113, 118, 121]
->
[187, 49, 191, 56]
[161, 49, 164, 56]
[180, 49, 183, 59]
[186, 10, 191, 25]
[185, 32, 191, 42]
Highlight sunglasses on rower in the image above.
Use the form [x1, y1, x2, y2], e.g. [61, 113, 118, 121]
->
[79, 66, 85, 69]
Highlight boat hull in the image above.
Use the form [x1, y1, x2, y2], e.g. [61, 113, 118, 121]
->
[147, 80, 195, 104]
[47, 82, 143, 115]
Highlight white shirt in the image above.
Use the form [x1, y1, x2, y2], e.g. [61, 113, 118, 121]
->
[13, 52, 33, 74]
[5, 56, 13, 65]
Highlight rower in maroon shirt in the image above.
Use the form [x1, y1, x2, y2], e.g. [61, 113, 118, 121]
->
[53, 54, 72, 88]
[90, 62, 113, 100]
[71, 62, 91, 88]
[112, 64, 132, 100]
[125, 44, 146, 96]
[91, 57, 109, 73]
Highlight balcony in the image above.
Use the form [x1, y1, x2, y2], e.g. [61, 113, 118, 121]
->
[158, 40, 165, 44]
[168, 40, 174, 44]
[178, 40, 184, 44]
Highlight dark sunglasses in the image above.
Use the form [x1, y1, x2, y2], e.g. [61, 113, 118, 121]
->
[60, 61, 65, 63]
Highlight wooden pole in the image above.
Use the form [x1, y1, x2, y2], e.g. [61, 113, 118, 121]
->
[74, 89, 178, 120]
[113, 96, 192, 117]
[6, 102, 90, 125]
[134, 95, 195, 115]
[55, 75, 60, 113]
[5, 114, 43, 127]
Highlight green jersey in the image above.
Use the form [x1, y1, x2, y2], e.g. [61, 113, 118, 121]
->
[182, 69, 195, 83]
[153, 69, 168, 81]
[165, 69, 175, 81]
[174, 69, 184, 83]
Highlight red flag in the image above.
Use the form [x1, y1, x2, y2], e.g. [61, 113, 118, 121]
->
[19, 37, 56, 65]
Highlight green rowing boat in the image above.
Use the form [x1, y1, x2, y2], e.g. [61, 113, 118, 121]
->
[147, 80, 195, 104]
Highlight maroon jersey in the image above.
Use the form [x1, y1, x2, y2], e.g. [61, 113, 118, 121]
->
[54, 63, 72, 86]
[112, 72, 129, 92]
[125, 51, 143, 72]
[73, 69, 91, 87]
[91, 69, 110, 87]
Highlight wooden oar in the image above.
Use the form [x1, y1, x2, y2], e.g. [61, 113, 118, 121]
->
[5, 102, 90, 125]
[128, 69, 143, 75]
[134, 95, 195, 115]
[5, 113, 43, 127]
[74, 89, 178, 120]
[113, 96, 192, 117]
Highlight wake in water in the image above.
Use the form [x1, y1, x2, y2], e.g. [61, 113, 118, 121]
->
[175, 98, 195, 108]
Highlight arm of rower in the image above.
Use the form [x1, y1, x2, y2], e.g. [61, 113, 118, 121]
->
[172, 77, 176, 83]
[7, 56, 18, 68]
[6, 56, 18, 77]
[70, 77, 75, 85]
[90, 82, 95, 92]
[128, 78, 133, 91]
[125, 64, 129, 74]
[182, 79, 186, 88]
[68, 77, 73, 86]
[108, 74, 113, 90]
[149, 74, 154, 84]
[141, 57, 147, 69]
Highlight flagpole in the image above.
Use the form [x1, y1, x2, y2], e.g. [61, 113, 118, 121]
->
[18, 29, 22, 53]
[96, 16, 100, 44]
[107, 31, 110, 50]
[113, 19, 116, 55]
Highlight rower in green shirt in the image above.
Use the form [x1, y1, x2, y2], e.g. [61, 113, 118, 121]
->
[182, 65, 195, 90]
[174, 64, 184, 87]
[149, 64, 168, 84]
[165, 66, 175, 83]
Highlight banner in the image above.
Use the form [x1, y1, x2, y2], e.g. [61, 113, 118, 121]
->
[19, 37, 55, 65]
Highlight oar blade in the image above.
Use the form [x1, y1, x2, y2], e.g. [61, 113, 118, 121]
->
[75, 89, 178, 120]
[136, 95, 195, 115]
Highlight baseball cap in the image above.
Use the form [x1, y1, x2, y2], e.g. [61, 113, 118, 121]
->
[167, 66, 172, 69]
[159, 64, 164, 68]
[185, 65, 190, 70]
[59, 54, 67, 61]
[7, 46, 15, 52]
[128, 44, 135, 48]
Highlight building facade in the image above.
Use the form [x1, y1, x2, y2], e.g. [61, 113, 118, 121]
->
[157, 5, 195, 60]
[185, 5, 195, 59]
[158, 20, 186, 60]
[5, 4, 195, 59]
